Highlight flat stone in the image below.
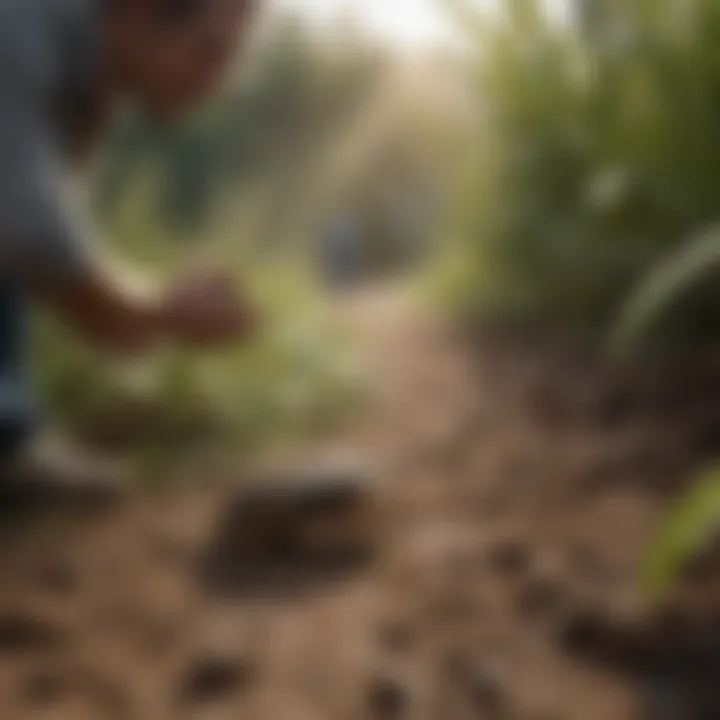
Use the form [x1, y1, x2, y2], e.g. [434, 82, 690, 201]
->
[366, 677, 409, 718]
[180, 656, 255, 703]
[0, 613, 66, 654]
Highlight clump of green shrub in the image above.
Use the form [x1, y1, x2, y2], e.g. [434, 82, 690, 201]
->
[443, 0, 720, 350]
[31, 250, 363, 463]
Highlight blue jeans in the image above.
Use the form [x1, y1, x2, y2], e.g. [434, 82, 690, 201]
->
[0, 286, 35, 459]
[321, 232, 362, 289]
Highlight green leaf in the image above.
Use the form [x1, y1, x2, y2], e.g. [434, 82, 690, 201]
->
[641, 464, 720, 600]
[610, 226, 720, 356]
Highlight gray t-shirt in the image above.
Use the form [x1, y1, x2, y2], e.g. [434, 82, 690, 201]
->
[0, 0, 107, 285]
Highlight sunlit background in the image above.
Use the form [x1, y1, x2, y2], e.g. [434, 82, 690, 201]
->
[273, 0, 569, 48]
[274, 0, 454, 47]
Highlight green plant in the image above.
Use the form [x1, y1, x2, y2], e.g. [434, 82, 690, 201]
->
[611, 227, 720, 356]
[32, 252, 363, 466]
[440, 0, 720, 347]
[641, 464, 720, 600]
[36, 13, 401, 466]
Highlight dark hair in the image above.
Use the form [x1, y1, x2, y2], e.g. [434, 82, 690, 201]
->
[107, 0, 202, 20]
[157, 0, 202, 17]
[110, 0, 255, 23]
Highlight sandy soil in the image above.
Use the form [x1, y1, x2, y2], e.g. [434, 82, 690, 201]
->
[0, 287, 719, 720]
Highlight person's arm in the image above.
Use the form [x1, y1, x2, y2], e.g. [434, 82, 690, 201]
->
[37, 260, 166, 355]
[39, 259, 254, 356]
[0, 111, 253, 356]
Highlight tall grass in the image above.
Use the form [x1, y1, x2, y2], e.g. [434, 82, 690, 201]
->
[443, 0, 720, 350]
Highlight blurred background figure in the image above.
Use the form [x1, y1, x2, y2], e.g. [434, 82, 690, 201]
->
[319, 213, 364, 291]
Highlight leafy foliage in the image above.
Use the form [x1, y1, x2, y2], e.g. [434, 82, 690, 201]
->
[32, 259, 363, 462]
[33, 14, 396, 461]
[442, 0, 720, 348]
[611, 227, 720, 356]
[642, 464, 720, 600]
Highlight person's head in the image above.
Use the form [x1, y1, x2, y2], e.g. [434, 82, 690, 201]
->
[106, 0, 257, 120]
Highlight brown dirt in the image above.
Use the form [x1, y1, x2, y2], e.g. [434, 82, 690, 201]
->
[1, 286, 719, 720]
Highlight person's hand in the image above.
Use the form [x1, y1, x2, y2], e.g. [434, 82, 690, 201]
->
[160, 268, 257, 348]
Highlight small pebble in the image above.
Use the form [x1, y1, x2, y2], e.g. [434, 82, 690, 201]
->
[378, 621, 415, 654]
[517, 576, 565, 621]
[0, 614, 66, 654]
[468, 668, 505, 716]
[180, 656, 255, 703]
[34, 559, 79, 595]
[487, 539, 531, 576]
[23, 668, 67, 704]
[443, 651, 507, 718]
[558, 610, 608, 656]
[367, 677, 408, 718]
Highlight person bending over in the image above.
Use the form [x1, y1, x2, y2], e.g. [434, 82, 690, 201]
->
[0, 0, 259, 508]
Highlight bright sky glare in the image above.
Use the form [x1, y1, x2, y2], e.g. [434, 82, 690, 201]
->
[272, 0, 566, 48]
[271, 0, 463, 47]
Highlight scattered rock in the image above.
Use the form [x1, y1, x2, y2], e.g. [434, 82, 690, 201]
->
[378, 621, 416, 655]
[558, 608, 623, 661]
[443, 652, 508, 719]
[33, 559, 79, 595]
[180, 656, 255, 703]
[559, 605, 669, 673]
[367, 677, 409, 718]
[0, 613, 66, 654]
[517, 576, 566, 622]
[0, 308, 716, 719]
[487, 539, 531, 576]
[466, 664, 507, 718]
[23, 667, 67, 704]
[201, 464, 378, 597]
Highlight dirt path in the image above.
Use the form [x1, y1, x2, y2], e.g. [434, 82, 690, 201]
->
[0, 286, 715, 719]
